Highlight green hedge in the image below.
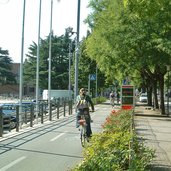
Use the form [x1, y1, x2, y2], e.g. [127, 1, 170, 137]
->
[92, 96, 107, 105]
[71, 109, 155, 171]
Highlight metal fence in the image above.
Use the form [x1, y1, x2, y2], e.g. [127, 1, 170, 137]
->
[0, 98, 73, 137]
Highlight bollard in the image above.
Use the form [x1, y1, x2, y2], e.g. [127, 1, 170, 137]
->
[69, 101, 71, 115]
[30, 104, 34, 127]
[41, 103, 44, 124]
[49, 103, 52, 121]
[24, 108, 27, 124]
[16, 105, 19, 132]
[0, 107, 3, 137]
[57, 102, 59, 119]
[71, 100, 73, 115]
[64, 101, 66, 117]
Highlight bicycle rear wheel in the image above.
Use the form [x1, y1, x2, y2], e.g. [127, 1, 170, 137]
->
[80, 126, 87, 147]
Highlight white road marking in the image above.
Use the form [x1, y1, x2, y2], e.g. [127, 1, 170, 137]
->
[0, 156, 26, 171]
[50, 131, 67, 142]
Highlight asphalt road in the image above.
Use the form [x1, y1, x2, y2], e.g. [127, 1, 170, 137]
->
[0, 102, 112, 171]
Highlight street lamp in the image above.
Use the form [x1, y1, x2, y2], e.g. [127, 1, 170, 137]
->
[19, 0, 26, 128]
[35, 0, 42, 124]
[166, 65, 170, 116]
[74, 0, 81, 100]
[68, 42, 73, 100]
[67, 29, 77, 100]
[48, 0, 53, 119]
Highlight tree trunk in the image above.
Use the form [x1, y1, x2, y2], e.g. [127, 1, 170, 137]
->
[158, 73, 165, 114]
[147, 86, 152, 106]
[153, 79, 159, 109]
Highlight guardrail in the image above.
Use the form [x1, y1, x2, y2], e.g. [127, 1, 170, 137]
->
[0, 98, 74, 137]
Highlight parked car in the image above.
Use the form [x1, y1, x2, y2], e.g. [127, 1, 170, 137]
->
[0, 103, 17, 129]
[1, 103, 16, 115]
[139, 93, 148, 102]
[2, 112, 17, 129]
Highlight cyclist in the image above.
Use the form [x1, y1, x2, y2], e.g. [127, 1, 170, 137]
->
[76, 88, 94, 138]
[109, 91, 115, 107]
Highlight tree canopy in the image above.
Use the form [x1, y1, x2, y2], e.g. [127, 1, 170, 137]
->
[85, 0, 171, 113]
[0, 47, 16, 84]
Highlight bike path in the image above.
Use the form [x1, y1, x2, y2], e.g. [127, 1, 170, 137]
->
[2, 100, 170, 170]
[0, 101, 113, 171]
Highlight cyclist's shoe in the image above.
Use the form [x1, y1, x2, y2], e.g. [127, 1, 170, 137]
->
[87, 135, 92, 142]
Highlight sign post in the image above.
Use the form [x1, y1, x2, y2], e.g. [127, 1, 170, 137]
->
[88, 74, 96, 96]
[121, 85, 135, 110]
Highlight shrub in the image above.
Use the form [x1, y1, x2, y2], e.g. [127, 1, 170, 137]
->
[92, 97, 107, 105]
[71, 109, 155, 171]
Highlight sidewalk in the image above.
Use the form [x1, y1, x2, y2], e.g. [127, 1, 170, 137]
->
[134, 105, 171, 171]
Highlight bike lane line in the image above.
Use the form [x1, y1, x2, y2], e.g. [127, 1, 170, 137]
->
[0, 156, 26, 171]
[50, 131, 68, 142]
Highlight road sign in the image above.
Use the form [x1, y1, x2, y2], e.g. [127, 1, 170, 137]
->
[90, 74, 96, 81]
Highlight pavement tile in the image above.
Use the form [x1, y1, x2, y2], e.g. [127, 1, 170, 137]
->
[134, 105, 171, 171]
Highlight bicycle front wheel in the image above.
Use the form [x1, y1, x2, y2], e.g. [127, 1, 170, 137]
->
[80, 126, 87, 147]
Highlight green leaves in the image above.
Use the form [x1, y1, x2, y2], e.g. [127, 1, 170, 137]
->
[24, 31, 73, 90]
[0, 47, 15, 84]
[71, 109, 155, 171]
[86, 0, 171, 81]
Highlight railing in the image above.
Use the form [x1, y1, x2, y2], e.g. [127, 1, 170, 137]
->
[0, 98, 74, 137]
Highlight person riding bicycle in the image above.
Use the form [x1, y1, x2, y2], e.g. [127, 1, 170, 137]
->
[76, 88, 94, 138]
[110, 91, 115, 107]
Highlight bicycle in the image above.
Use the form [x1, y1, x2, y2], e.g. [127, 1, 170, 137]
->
[110, 97, 115, 107]
[78, 110, 89, 147]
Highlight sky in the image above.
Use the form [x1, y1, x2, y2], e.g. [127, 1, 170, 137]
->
[0, 0, 91, 63]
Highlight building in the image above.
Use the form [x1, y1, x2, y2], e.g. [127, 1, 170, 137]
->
[0, 63, 35, 98]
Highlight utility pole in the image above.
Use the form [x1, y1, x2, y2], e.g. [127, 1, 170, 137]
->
[68, 42, 72, 100]
[74, 0, 81, 100]
[19, 0, 26, 128]
[35, 0, 42, 123]
[48, 0, 53, 118]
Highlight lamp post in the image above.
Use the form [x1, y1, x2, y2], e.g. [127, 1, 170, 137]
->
[48, 0, 53, 119]
[74, 0, 81, 100]
[166, 65, 170, 116]
[35, 0, 42, 124]
[67, 28, 77, 101]
[68, 42, 72, 100]
[19, 0, 26, 128]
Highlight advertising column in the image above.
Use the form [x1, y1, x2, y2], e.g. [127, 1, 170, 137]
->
[121, 85, 135, 110]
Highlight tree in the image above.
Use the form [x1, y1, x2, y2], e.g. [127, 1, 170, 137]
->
[86, 0, 171, 113]
[72, 37, 107, 96]
[24, 30, 74, 90]
[0, 47, 16, 85]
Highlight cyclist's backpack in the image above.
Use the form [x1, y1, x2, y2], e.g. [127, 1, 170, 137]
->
[77, 95, 89, 109]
